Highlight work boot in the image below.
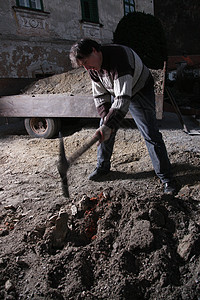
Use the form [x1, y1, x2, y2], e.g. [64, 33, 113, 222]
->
[88, 167, 110, 181]
[164, 182, 176, 195]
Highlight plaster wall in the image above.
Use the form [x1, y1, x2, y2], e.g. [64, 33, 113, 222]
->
[0, 0, 152, 80]
[136, 0, 154, 14]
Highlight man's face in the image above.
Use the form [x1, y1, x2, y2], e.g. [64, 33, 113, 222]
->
[78, 48, 102, 71]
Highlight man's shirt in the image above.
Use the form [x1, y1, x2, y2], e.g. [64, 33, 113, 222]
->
[89, 44, 150, 129]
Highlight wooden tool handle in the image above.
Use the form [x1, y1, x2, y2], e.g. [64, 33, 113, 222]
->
[68, 134, 99, 165]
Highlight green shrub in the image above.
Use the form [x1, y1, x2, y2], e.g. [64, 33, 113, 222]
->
[113, 12, 167, 69]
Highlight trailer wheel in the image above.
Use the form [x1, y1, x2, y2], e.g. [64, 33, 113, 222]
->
[54, 118, 62, 136]
[24, 117, 57, 138]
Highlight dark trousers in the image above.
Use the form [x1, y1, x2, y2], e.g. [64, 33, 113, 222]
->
[96, 75, 172, 183]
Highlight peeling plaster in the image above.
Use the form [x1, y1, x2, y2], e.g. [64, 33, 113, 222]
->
[1, 0, 154, 78]
[0, 41, 68, 77]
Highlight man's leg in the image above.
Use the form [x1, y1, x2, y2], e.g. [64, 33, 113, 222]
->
[96, 131, 116, 170]
[89, 118, 116, 180]
[129, 76, 173, 185]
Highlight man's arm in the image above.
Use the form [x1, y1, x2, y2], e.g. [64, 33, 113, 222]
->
[103, 74, 133, 129]
[91, 77, 112, 120]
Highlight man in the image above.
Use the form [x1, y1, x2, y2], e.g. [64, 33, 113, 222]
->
[69, 38, 175, 194]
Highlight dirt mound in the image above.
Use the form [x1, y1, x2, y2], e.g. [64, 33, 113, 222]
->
[23, 68, 92, 96]
[0, 123, 200, 299]
[23, 68, 165, 96]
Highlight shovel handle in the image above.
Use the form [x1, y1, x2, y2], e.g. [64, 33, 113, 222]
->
[68, 134, 99, 165]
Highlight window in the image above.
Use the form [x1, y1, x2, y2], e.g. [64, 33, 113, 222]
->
[124, 0, 135, 15]
[16, 0, 43, 11]
[81, 0, 99, 23]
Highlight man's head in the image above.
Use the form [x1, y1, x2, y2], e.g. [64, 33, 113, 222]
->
[69, 39, 102, 71]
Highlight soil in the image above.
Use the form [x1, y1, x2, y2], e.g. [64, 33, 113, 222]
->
[22, 68, 93, 96]
[22, 67, 165, 96]
[0, 69, 200, 300]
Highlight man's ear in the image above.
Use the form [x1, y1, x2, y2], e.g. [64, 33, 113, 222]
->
[92, 47, 97, 53]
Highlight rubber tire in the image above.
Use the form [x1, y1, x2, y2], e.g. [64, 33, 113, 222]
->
[54, 118, 62, 137]
[24, 117, 57, 139]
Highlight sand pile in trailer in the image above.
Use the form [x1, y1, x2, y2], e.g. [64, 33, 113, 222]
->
[23, 68, 165, 96]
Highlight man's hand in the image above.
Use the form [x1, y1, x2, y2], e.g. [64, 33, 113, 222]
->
[95, 125, 112, 143]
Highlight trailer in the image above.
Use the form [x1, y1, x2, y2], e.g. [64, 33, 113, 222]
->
[0, 92, 164, 138]
[0, 66, 165, 138]
[0, 94, 96, 138]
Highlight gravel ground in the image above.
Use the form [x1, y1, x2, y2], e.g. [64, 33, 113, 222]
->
[0, 112, 200, 299]
[1, 63, 200, 300]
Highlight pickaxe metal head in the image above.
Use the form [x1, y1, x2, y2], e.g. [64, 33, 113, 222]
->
[57, 131, 99, 198]
[57, 132, 70, 198]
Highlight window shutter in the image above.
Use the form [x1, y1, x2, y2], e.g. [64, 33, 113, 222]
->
[90, 0, 99, 23]
[81, 0, 99, 23]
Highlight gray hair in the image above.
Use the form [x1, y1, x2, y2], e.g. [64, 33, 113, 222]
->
[69, 39, 101, 68]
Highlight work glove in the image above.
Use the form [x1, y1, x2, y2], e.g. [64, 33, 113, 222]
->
[95, 124, 112, 143]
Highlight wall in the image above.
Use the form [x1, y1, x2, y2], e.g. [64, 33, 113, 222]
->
[0, 0, 153, 88]
[136, 0, 154, 14]
[0, 0, 79, 79]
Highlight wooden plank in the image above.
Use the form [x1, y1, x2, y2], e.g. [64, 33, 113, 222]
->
[0, 94, 99, 118]
[0, 93, 163, 119]
[155, 94, 163, 120]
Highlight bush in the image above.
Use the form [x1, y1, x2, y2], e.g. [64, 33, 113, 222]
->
[113, 12, 167, 70]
